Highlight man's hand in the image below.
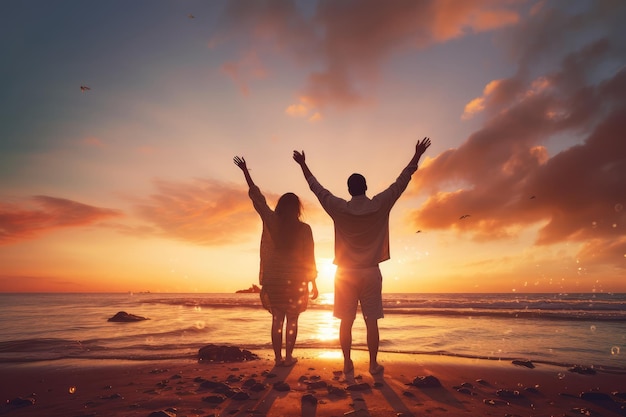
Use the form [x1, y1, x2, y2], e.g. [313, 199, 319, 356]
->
[293, 150, 306, 165]
[416, 137, 431, 156]
[233, 156, 248, 171]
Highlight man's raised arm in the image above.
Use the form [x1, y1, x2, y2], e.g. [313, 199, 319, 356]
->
[293, 150, 314, 181]
[406, 137, 431, 169]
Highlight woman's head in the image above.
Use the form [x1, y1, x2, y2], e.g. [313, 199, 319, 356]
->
[275, 192, 302, 221]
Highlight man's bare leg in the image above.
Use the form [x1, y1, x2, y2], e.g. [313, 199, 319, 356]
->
[365, 318, 383, 375]
[340, 318, 354, 373]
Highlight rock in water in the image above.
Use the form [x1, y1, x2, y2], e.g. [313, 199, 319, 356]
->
[107, 311, 149, 322]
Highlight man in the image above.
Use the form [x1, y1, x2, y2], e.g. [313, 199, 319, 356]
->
[293, 137, 431, 375]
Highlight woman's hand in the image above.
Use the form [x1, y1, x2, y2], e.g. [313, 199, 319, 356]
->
[292, 150, 306, 165]
[310, 280, 319, 300]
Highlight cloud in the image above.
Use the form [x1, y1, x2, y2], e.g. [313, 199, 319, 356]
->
[80, 136, 105, 148]
[0, 196, 122, 245]
[407, 4, 626, 270]
[285, 97, 324, 122]
[216, 0, 522, 109]
[130, 176, 330, 246]
[132, 178, 273, 246]
[220, 50, 268, 96]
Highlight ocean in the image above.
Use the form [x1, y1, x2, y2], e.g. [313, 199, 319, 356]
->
[1, 292, 625, 371]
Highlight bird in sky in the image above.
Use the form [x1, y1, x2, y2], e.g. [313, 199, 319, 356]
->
[459, 214, 471, 220]
[188, 14, 195, 19]
[80, 85, 91, 93]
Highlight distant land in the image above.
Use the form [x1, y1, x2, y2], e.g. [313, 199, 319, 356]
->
[235, 284, 260, 294]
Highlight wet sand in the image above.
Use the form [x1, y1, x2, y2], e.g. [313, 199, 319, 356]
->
[2, 349, 625, 416]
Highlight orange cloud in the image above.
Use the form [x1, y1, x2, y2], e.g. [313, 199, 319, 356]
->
[130, 176, 328, 246]
[431, 1, 520, 41]
[285, 97, 324, 122]
[0, 196, 122, 245]
[407, 37, 626, 271]
[132, 178, 273, 245]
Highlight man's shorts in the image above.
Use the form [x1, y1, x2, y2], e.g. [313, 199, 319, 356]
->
[333, 266, 384, 321]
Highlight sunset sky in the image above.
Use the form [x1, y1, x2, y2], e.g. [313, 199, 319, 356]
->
[1, 0, 625, 294]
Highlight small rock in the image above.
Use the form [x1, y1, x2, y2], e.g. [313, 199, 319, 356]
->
[202, 395, 226, 404]
[612, 391, 626, 400]
[307, 381, 328, 390]
[410, 375, 441, 388]
[524, 386, 541, 394]
[231, 391, 250, 401]
[198, 344, 259, 363]
[484, 398, 509, 406]
[456, 387, 476, 395]
[7, 397, 36, 407]
[568, 365, 596, 375]
[327, 386, 346, 397]
[346, 383, 370, 391]
[512, 360, 535, 369]
[249, 383, 266, 392]
[580, 391, 613, 401]
[273, 381, 290, 392]
[496, 389, 521, 398]
[302, 393, 318, 405]
[242, 378, 257, 388]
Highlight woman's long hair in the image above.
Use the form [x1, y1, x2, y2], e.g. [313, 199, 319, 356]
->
[273, 192, 302, 250]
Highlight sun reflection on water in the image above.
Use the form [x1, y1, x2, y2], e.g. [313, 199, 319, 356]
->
[317, 350, 342, 359]
[311, 311, 339, 342]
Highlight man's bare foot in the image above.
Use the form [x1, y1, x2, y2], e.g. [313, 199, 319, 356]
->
[369, 364, 384, 375]
[344, 359, 354, 374]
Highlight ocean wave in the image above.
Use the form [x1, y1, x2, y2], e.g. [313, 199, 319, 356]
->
[2, 338, 624, 373]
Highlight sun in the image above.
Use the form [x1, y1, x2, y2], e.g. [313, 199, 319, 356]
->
[315, 258, 337, 293]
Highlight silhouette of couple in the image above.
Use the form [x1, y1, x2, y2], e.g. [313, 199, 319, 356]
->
[234, 137, 431, 374]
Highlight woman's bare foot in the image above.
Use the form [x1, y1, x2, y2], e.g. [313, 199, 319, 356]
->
[343, 358, 354, 374]
[282, 357, 298, 367]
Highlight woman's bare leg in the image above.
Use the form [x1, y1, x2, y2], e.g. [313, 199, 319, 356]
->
[284, 313, 299, 365]
[271, 310, 286, 364]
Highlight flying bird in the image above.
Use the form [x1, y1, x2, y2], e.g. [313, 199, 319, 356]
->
[416, 230, 422, 234]
[188, 14, 195, 19]
[530, 195, 536, 199]
[80, 85, 91, 93]
[459, 214, 471, 220]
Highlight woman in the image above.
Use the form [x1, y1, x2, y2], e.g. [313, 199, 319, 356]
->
[234, 156, 318, 366]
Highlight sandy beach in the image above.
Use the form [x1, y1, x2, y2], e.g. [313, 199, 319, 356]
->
[2, 348, 625, 417]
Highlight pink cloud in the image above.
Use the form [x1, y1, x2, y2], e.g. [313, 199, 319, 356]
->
[216, 0, 522, 109]
[81, 136, 105, 148]
[0, 196, 122, 245]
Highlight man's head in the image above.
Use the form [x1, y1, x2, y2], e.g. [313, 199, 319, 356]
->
[347, 173, 367, 196]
